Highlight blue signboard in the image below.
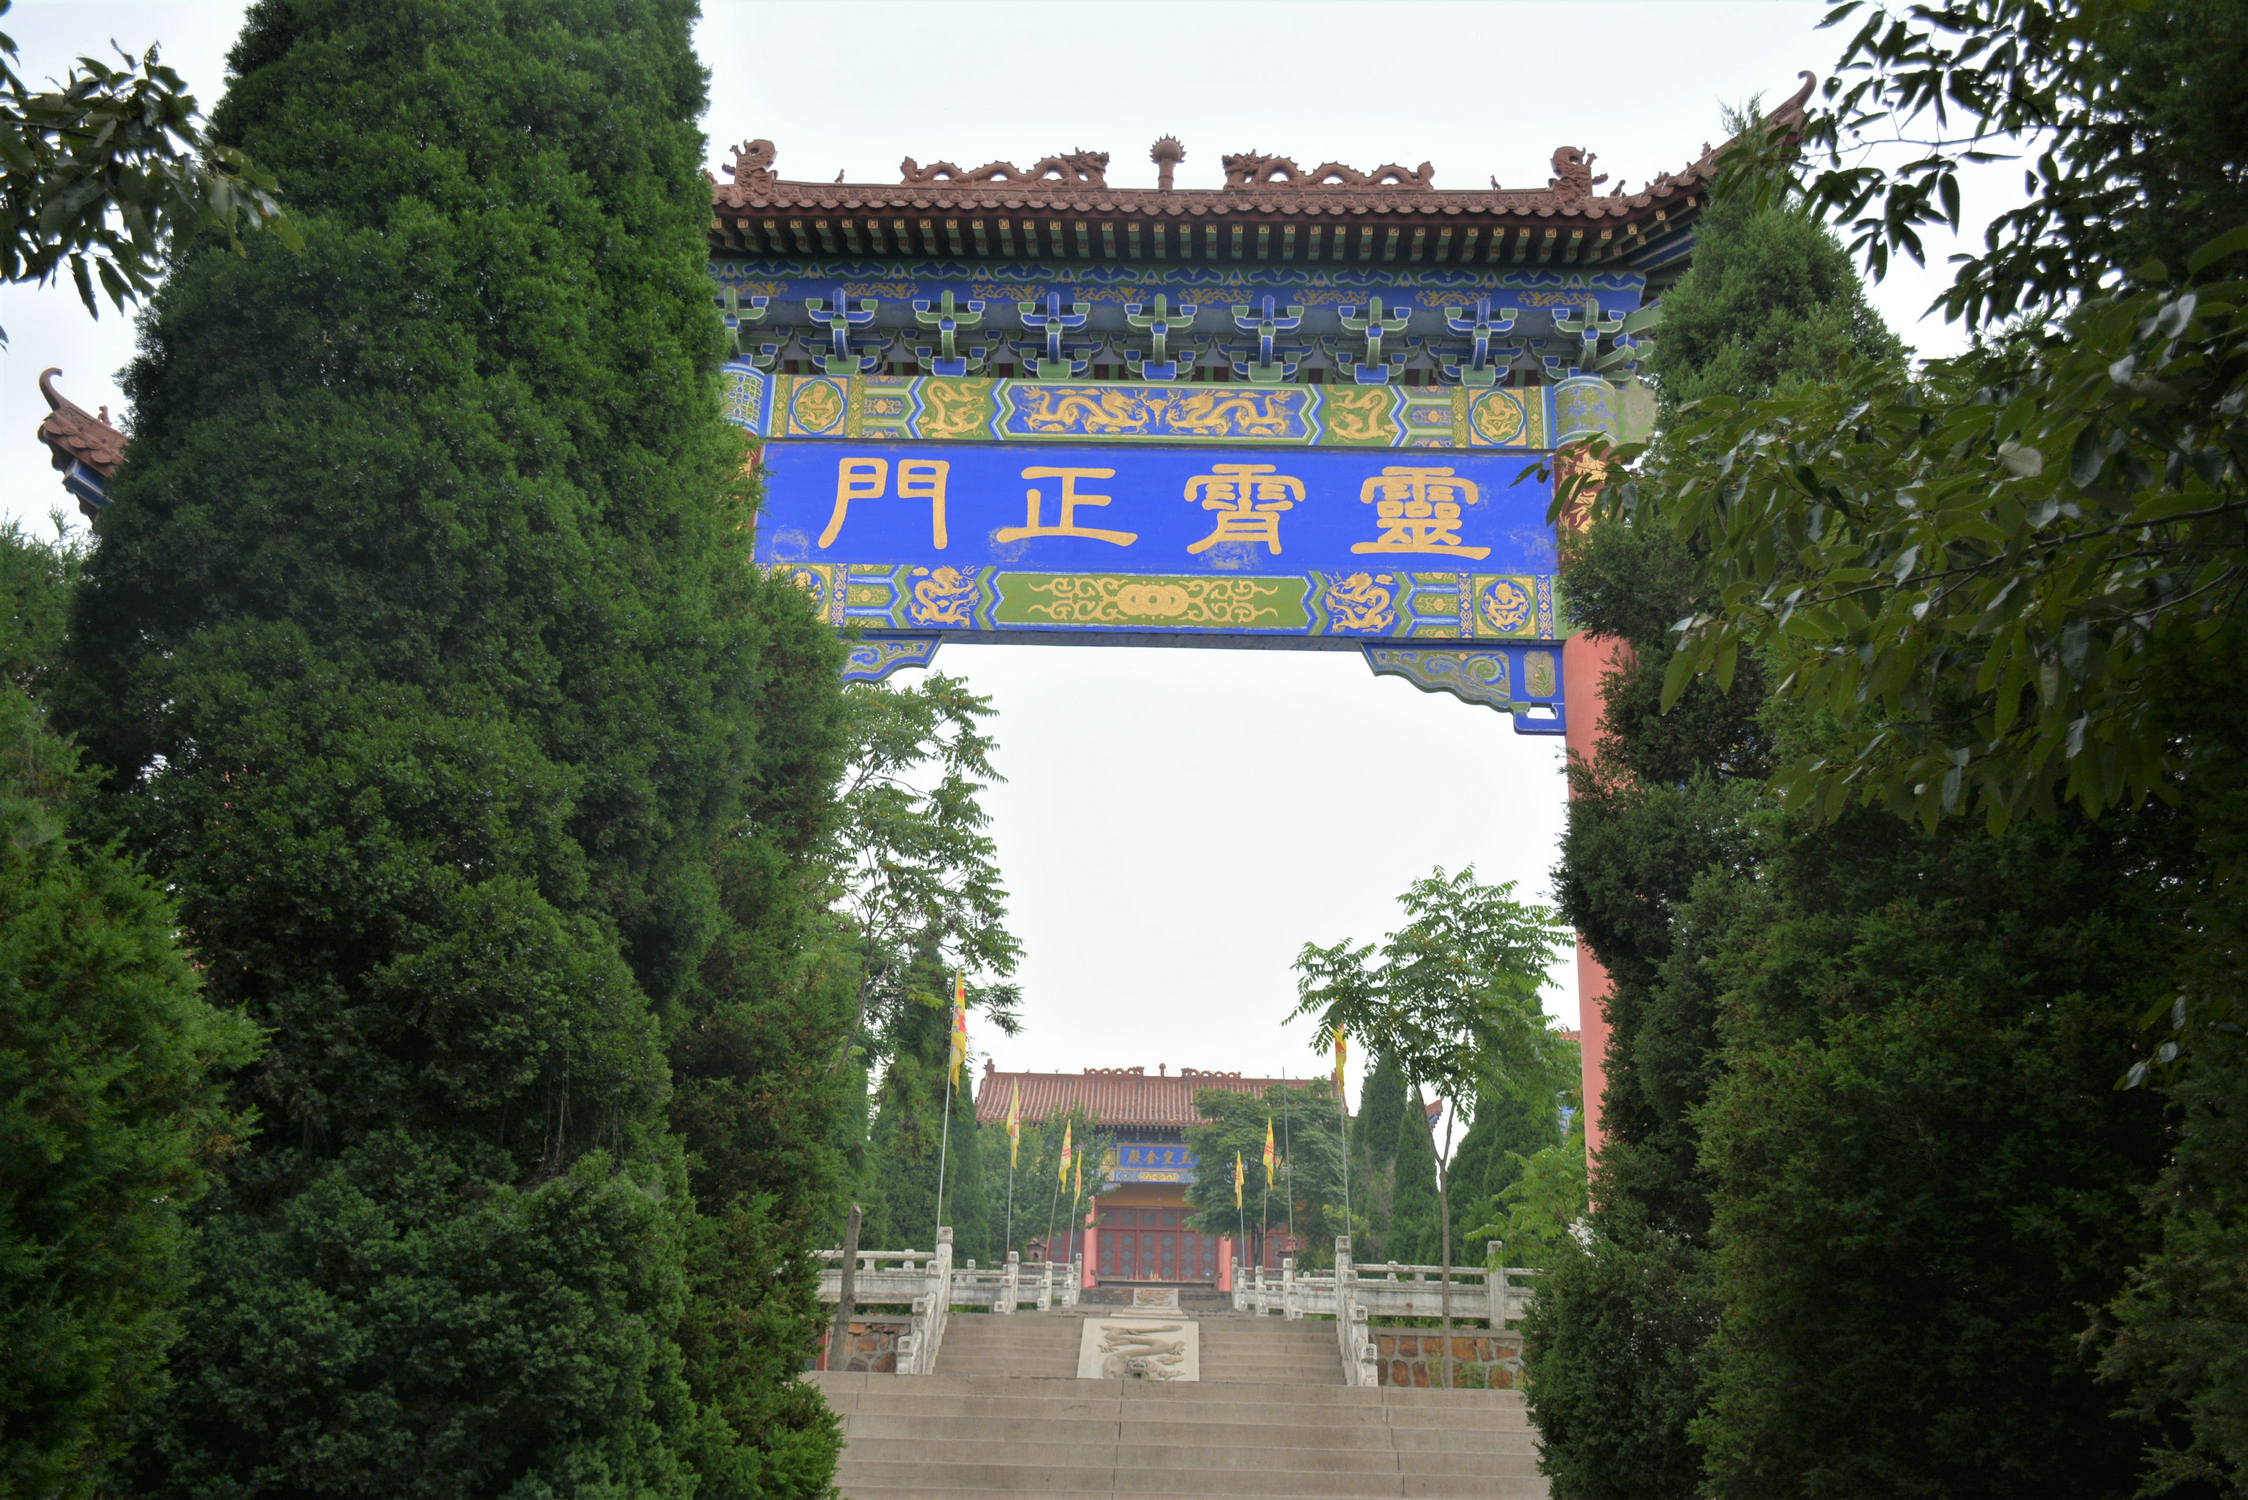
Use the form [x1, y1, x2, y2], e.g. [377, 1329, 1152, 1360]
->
[755, 439, 1555, 578]
[1112, 1142, 1197, 1184]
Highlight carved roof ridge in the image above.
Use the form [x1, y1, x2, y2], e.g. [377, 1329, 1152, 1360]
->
[36, 367, 128, 475]
[710, 81, 1814, 222]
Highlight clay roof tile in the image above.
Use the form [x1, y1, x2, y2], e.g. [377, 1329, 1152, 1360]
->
[972, 1067, 1336, 1130]
[35, 368, 126, 475]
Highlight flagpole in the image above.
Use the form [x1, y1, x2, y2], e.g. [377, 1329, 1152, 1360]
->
[934, 1063, 954, 1240]
[1236, 1152, 1247, 1267]
[1043, 1121, 1069, 1267]
[1282, 1074, 1295, 1248]
[1260, 1130, 1269, 1269]
[1004, 1083, 1020, 1260]
[1336, 1026, 1352, 1249]
[1043, 1159, 1062, 1261]
[936, 971, 965, 1242]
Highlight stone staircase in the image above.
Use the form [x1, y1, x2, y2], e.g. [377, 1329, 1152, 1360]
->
[810, 1310, 1548, 1499]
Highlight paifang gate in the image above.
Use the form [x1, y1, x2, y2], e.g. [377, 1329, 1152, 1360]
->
[703, 79, 1814, 1152]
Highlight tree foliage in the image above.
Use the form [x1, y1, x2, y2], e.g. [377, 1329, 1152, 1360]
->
[1724, 0, 2248, 326]
[0, 522, 259, 1499]
[1693, 808, 2181, 1499]
[824, 675, 1021, 1072]
[1294, 866, 1568, 1384]
[54, 2, 852, 1492]
[1645, 190, 1901, 418]
[1607, 266, 2247, 836]
[1586, 6, 2248, 1484]
[1183, 1082, 1348, 1269]
[0, 0, 297, 337]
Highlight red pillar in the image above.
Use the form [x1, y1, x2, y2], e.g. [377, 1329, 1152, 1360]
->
[1563, 631, 1631, 1172]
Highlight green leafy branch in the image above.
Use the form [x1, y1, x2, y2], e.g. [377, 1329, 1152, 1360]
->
[1573, 236, 2247, 836]
[0, 4, 301, 338]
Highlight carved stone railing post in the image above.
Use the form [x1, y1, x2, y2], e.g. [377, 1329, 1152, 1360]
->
[1231, 1257, 1247, 1312]
[1001, 1250, 1020, 1315]
[1488, 1241, 1507, 1328]
[1282, 1255, 1299, 1320]
[1063, 1254, 1082, 1307]
[1334, 1235, 1377, 1386]
[900, 1228, 953, 1376]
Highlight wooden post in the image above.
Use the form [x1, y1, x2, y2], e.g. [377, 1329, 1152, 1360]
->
[827, 1203, 862, 1372]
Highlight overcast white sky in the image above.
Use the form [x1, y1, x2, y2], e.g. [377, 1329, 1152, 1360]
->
[1, 1, 2016, 1100]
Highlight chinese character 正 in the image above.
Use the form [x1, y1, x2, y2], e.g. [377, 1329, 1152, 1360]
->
[995, 467, 1137, 546]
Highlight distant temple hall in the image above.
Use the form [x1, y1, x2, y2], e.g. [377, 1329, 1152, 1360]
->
[975, 1062, 1329, 1287]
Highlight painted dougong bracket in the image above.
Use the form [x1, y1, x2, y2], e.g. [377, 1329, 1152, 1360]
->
[1361, 643, 1567, 735]
[845, 634, 943, 682]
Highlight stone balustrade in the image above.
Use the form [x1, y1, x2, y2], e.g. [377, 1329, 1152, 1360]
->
[1231, 1238, 1539, 1387]
[815, 1230, 1079, 1374]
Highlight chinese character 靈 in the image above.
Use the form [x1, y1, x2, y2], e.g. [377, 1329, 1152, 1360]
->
[1184, 463, 1303, 555]
[995, 466, 1137, 546]
[1350, 466, 1490, 559]
[818, 456, 952, 548]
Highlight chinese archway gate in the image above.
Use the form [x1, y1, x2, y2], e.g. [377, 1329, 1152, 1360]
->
[701, 80, 1810, 1165]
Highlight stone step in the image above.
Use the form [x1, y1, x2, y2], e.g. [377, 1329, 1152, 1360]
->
[834, 1412, 1535, 1453]
[840, 1434, 1542, 1475]
[836, 1460, 1547, 1499]
[812, 1371, 1531, 1413]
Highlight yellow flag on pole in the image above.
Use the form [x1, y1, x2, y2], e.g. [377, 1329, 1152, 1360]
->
[948, 971, 967, 1087]
[1234, 1152, 1244, 1210]
[1007, 1082, 1021, 1169]
[1058, 1121, 1072, 1184]
[1332, 1022, 1347, 1092]
[1262, 1118, 1276, 1176]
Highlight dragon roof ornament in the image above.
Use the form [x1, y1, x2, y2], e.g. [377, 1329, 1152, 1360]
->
[706, 73, 1817, 263]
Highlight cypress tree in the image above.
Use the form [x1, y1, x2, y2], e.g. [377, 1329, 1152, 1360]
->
[1352, 1051, 1405, 1172]
[0, 525, 260, 1497]
[1525, 169, 1893, 1496]
[1692, 811, 2178, 1498]
[56, 2, 846, 1491]
[1448, 1081, 1564, 1237]
[665, 581, 853, 1498]
[1532, 137, 2185, 1498]
[1385, 1092, 1440, 1266]
[1644, 194, 1900, 419]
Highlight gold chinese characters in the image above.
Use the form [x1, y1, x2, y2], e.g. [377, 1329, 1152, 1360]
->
[1351, 466, 1490, 560]
[997, 467, 1137, 546]
[810, 455, 1499, 561]
[820, 457, 951, 548]
[1185, 463, 1303, 555]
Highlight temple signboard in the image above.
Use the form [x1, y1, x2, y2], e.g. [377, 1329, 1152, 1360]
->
[698, 100, 1825, 720]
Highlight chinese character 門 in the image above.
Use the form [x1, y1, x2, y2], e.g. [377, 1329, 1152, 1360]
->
[1185, 463, 1304, 555]
[818, 456, 951, 547]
